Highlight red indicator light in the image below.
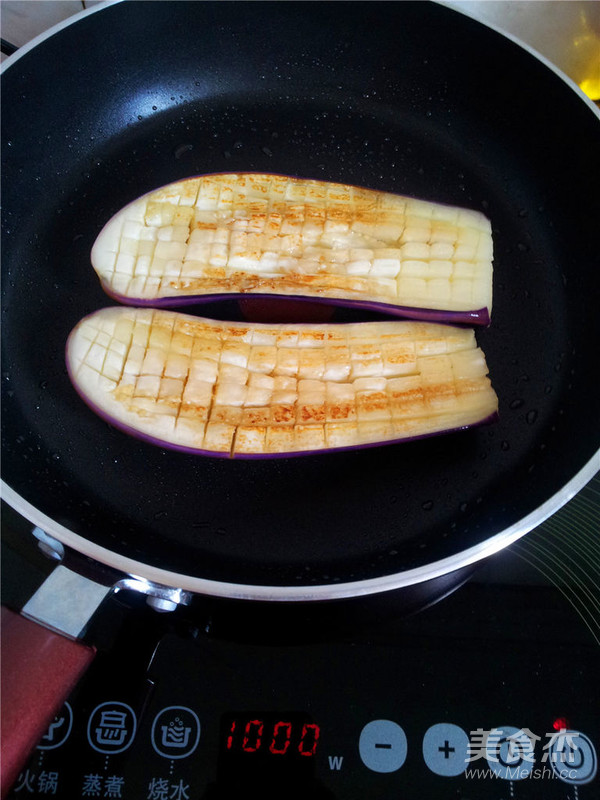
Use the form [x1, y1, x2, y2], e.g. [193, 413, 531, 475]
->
[552, 717, 571, 731]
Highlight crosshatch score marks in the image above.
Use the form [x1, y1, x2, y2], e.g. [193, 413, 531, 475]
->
[91, 174, 493, 321]
[67, 308, 498, 457]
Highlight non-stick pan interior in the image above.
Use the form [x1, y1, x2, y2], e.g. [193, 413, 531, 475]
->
[2, 1, 599, 588]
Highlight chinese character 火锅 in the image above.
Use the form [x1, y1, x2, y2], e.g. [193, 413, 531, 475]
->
[37, 771, 59, 795]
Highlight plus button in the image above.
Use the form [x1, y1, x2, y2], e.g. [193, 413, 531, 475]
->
[438, 740, 456, 759]
[423, 724, 469, 776]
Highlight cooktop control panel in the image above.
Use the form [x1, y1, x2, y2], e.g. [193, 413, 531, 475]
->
[7, 579, 599, 800]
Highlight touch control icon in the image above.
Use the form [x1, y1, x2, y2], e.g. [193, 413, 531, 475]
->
[38, 702, 73, 751]
[151, 706, 201, 759]
[549, 730, 597, 785]
[486, 727, 535, 780]
[359, 720, 407, 773]
[87, 702, 137, 755]
[422, 723, 469, 776]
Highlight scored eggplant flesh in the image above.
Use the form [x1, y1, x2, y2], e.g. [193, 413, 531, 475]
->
[91, 173, 493, 324]
[66, 307, 499, 457]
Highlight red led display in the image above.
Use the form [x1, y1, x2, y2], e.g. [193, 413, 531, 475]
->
[241, 719, 264, 752]
[269, 721, 292, 755]
[298, 723, 320, 756]
[225, 716, 321, 758]
[226, 720, 236, 750]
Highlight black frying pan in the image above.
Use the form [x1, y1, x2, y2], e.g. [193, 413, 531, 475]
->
[2, 0, 599, 601]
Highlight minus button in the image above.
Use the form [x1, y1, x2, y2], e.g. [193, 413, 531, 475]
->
[359, 720, 407, 773]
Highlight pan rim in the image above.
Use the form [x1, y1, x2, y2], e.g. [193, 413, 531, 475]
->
[0, 0, 122, 76]
[2, 452, 598, 601]
[1, 0, 599, 124]
[437, 0, 600, 121]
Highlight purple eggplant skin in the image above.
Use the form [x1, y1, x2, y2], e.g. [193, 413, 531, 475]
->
[92, 173, 494, 326]
[65, 348, 499, 459]
[66, 304, 499, 459]
[100, 282, 490, 327]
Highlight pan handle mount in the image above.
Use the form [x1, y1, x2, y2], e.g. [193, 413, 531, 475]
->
[0, 549, 195, 795]
[115, 576, 193, 612]
[0, 565, 111, 797]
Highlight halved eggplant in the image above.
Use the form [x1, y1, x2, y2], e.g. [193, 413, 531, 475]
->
[91, 174, 493, 324]
[66, 307, 498, 458]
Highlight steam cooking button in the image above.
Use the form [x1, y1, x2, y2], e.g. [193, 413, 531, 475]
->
[422, 723, 469, 776]
[359, 720, 407, 773]
[549, 730, 597, 785]
[87, 702, 137, 755]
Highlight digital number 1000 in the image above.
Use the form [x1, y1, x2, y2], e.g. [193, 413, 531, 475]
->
[226, 718, 321, 757]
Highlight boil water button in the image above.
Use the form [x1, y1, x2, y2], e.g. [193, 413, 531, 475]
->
[359, 720, 407, 773]
[150, 705, 201, 759]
